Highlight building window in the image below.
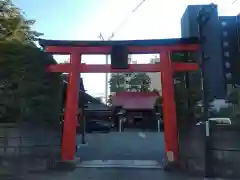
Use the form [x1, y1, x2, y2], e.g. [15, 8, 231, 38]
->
[225, 61, 231, 68]
[223, 41, 229, 47]
[224, 52, 230, 57]
[225, 73, 232, 80]
[221, 21, 227, 26]
[223, 31, 228, 37]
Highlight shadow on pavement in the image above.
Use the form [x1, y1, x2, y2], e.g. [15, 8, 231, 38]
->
[24, 168, 203, 180]
[76, 131, 165, 162]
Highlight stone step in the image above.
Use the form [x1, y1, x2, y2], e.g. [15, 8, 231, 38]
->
[76, 160, 163, 169]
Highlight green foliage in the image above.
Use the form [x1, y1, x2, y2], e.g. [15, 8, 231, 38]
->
[174, 71, 202, 120]
[0, 0, 43, 43]
[227, 88, 239, 105]
[109, 73, 125, 92]
[109, 72, 151, 92]
[128, 72, 151, 92]
[152, 89, 159, 93]
[0, 0, 61, 124]
[172, 50, 202, 126]
[212, 106, 234, 118]
[171, 51, 196, 63]
[154, 96, 162, 106]
[0, 42, 62, 123]
[107, 95, 112, 105]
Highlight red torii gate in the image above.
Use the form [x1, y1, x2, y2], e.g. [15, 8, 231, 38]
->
[39, 38, 200, 163]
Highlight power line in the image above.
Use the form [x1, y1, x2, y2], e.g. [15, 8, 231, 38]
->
[232, 0, 239, 4]
[132, 0, 147, 13]
[109, 0, 147, 39]
[216, 0, 240, 14]
[107, 0, 238, 39]
[99, 0, 148, 103]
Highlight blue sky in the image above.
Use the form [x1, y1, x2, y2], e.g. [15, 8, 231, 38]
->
[12, 0, 240, 99]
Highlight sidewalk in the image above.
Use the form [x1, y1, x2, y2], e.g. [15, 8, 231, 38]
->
[24, 168, 204, 180]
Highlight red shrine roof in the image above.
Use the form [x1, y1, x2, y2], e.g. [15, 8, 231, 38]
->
[112, 92, 160, 110]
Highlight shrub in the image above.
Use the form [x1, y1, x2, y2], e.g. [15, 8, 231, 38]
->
[0, 42, 62, 124]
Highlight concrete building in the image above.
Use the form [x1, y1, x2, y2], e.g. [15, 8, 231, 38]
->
[147, 56, 162, 94]
[181, 4, 226, 100]
[178, 5, 240, 176]
[219, 16, 240, 88]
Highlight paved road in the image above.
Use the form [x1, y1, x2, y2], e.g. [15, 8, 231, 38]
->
[76, 131, 165, 162]
[21, 131, 205, 180]
[25, 169, 204, 180]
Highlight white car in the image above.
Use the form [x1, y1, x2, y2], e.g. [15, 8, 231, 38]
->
[196, 117, 232, 126]
[208, 117, 231, 125]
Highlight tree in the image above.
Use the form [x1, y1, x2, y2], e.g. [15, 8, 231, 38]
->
[152, 89, 159, 93]
[0, 42, 62, 123]
[227, 88, 239, 105]
[0, 0, 43, 43]
[0, 1, 61, 124]
[109, 72, 152, 93]
[150, 55, 160, 64]
[128, 72, 151, 92]
[107, 95, 113, 106]
[109, 73, 125, 92]
[171, 52, 202, 127]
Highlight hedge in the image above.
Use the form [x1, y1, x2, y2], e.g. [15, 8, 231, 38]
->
[0, 42, 62, 124]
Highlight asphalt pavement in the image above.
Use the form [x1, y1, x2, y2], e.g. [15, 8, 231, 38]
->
[76, 131, 165, 162]
[19, 130, 206, 180]
[24, 130, 202, 180]
[25, 168, 204, 180]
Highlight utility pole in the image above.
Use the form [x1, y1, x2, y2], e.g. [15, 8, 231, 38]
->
[98, 33, 112, 104]
[196, 4, 217, 178]
[99, 0, 147, 103]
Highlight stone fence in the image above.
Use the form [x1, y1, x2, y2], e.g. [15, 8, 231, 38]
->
[0, 122, 62, 176]
[178, 123, 240, 178]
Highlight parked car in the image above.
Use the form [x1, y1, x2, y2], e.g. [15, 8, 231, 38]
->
[196, 117, 232, 126]
[77, 120, 113, 133]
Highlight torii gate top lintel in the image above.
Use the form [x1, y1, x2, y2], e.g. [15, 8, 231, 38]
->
[39, 37, 200, 54]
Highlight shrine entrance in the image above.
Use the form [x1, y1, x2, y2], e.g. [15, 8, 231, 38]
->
[39, 38, 200, 164]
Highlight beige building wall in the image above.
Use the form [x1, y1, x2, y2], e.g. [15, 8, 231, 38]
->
[147, 56, 162, 95]
[148, 72, 162, 95]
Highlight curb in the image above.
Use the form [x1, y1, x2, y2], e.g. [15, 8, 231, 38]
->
[76, 160, 163, 169]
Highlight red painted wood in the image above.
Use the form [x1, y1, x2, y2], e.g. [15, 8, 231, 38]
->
[45, 44, 200, 54]
[172, 62, 199, 72]
[47, 63, 199, 73]
[161, 52, 179, 162]
[79, 64, 162, 73]
[61, 52, 80, 161]
[46, 63, 71, 72]
[45, 41, 200, 162]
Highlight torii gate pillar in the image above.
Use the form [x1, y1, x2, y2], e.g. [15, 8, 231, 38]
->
[61, 51, 81, 160]
[161, 52, 178, 161]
